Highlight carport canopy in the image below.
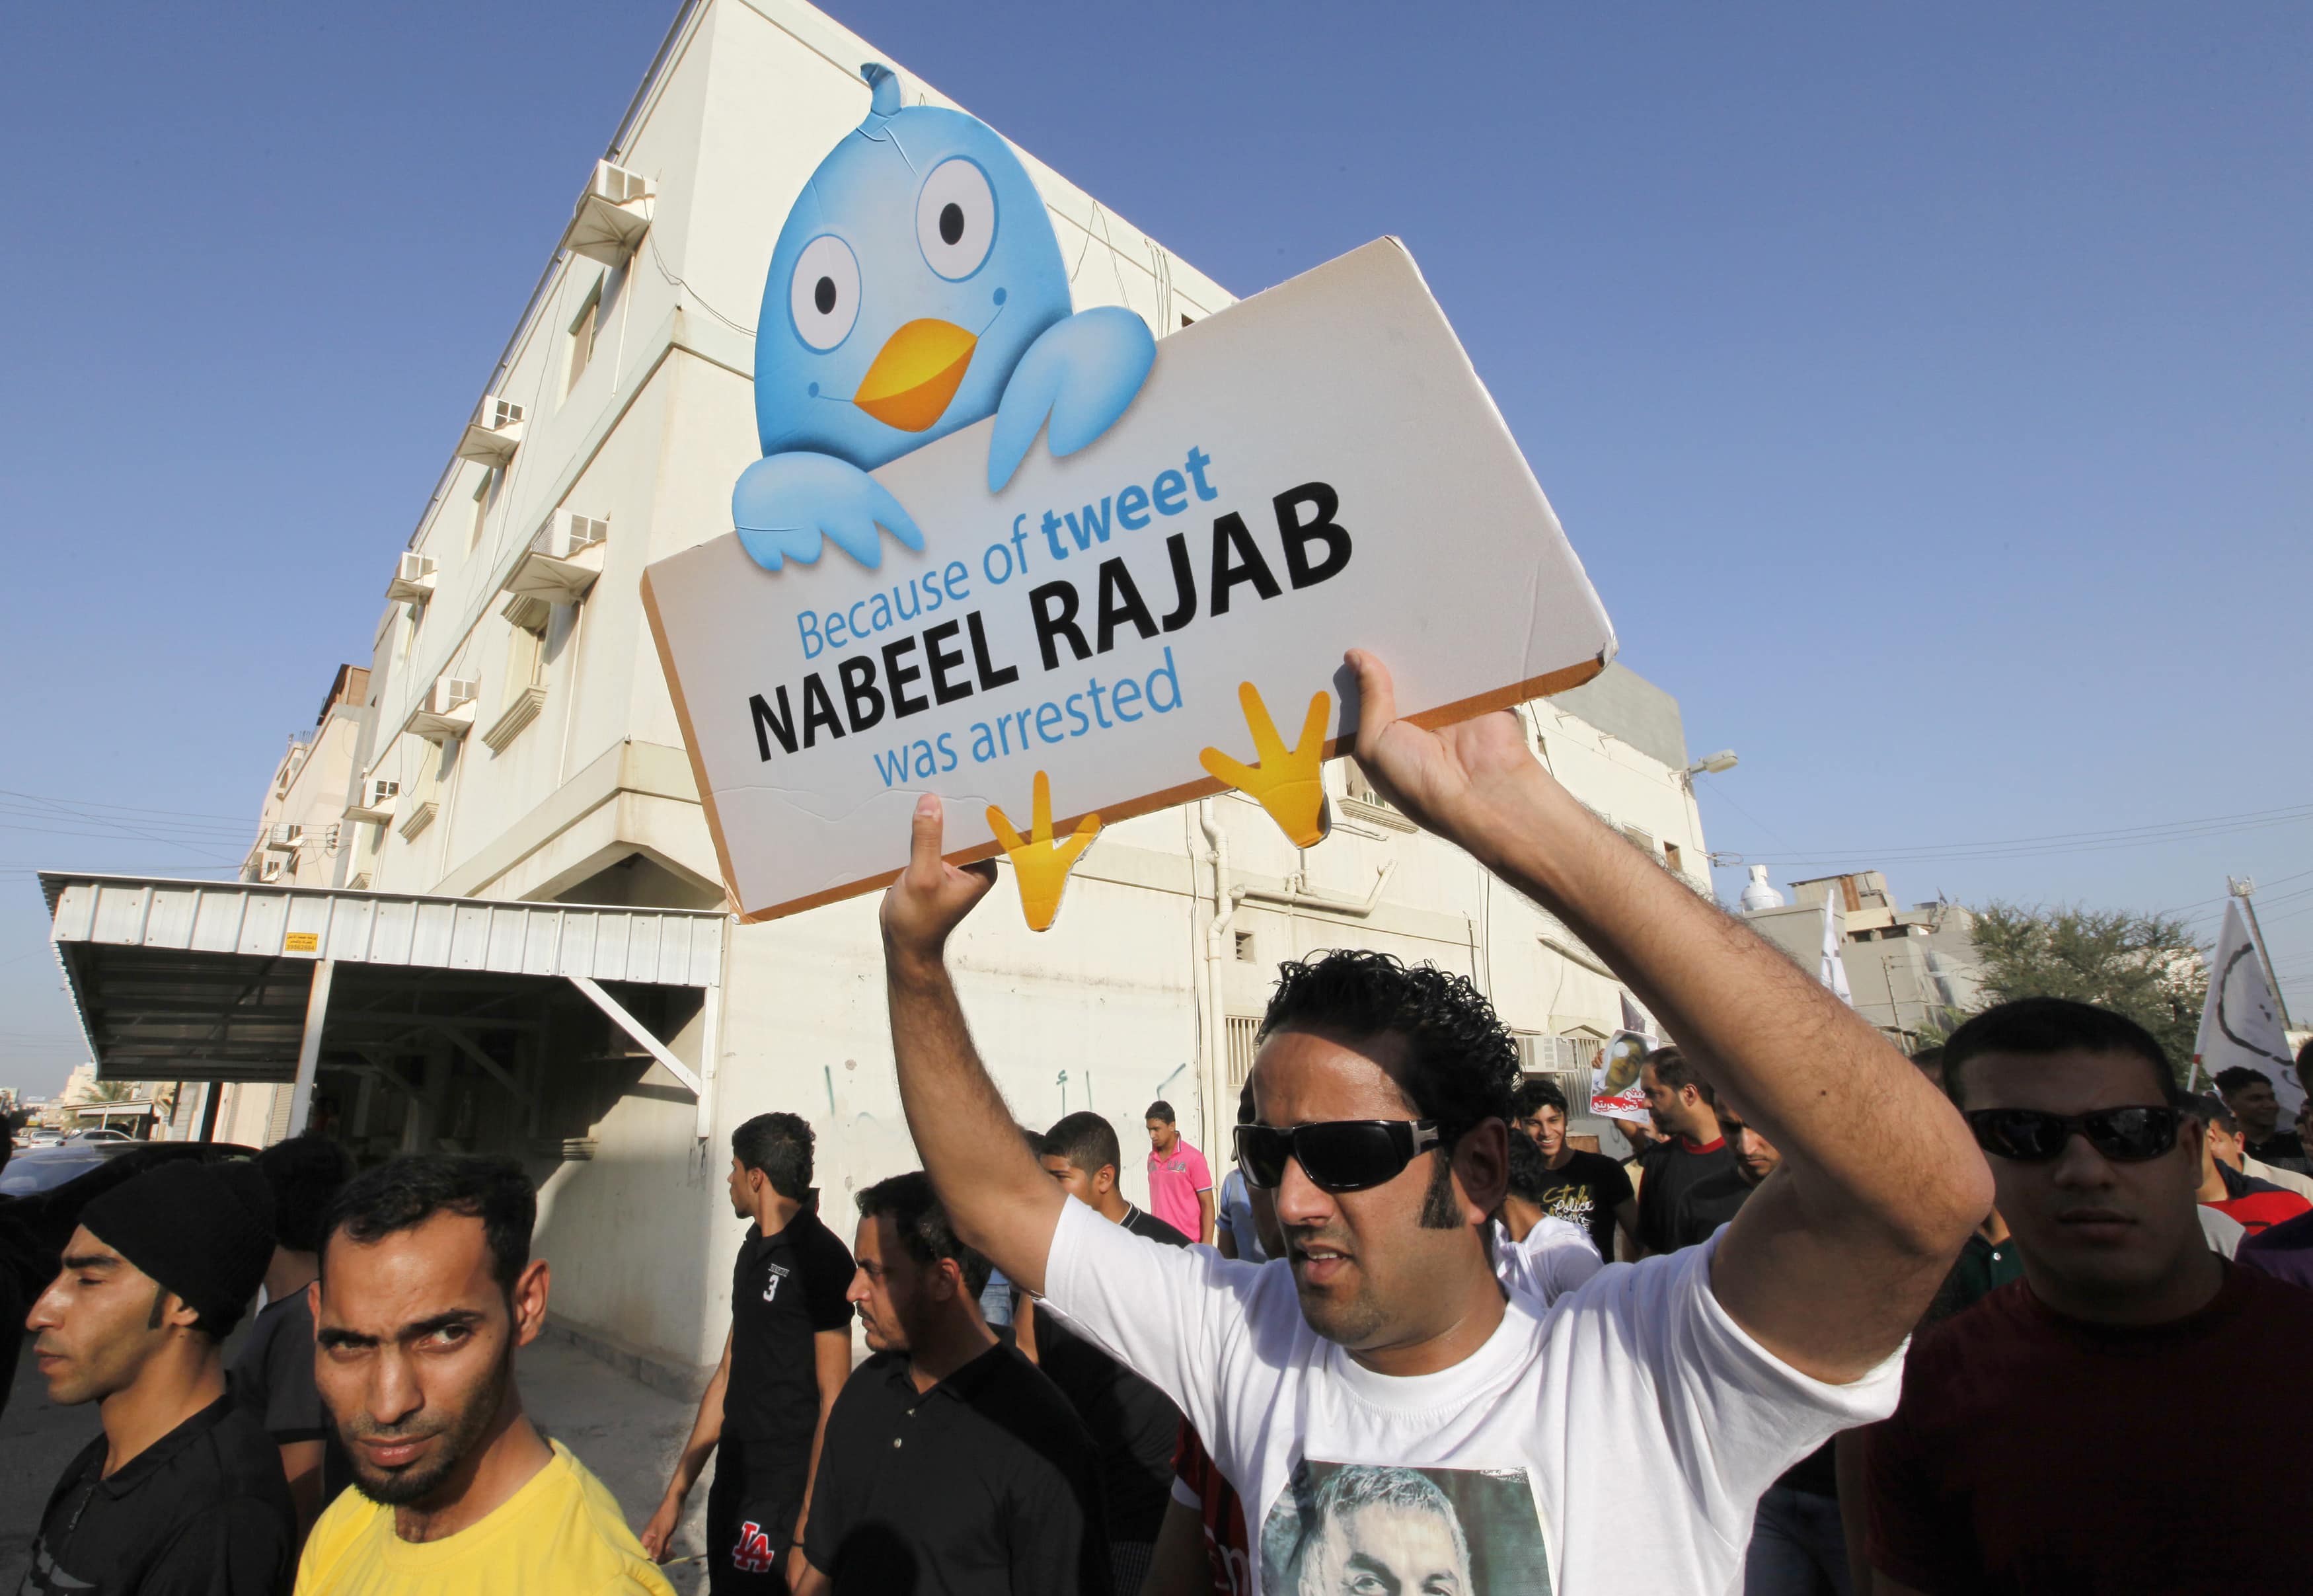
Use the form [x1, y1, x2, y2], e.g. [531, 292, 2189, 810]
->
[41, 874, 727, 1137]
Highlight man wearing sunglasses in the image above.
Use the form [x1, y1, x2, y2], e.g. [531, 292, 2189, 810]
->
[881, 650, 1987, 1595]
[1862, 997, 2313, 1595]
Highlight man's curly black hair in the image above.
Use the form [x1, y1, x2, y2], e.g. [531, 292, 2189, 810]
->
[1257, 949, 1517, 1141]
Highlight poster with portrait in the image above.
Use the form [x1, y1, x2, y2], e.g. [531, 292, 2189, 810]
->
[1589, 1028, 1651, 1121]
[1259, 1459, 1550, 1595]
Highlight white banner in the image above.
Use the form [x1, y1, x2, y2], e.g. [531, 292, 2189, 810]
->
[2194, 899, 2301, 1115]
[645, 240, 1616, 921]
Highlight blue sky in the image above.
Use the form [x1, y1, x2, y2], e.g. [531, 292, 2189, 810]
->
[3, 3, 2306, 1097]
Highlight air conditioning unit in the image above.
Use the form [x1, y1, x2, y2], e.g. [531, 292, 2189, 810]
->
[348, 872, 372, 891]
[410, 676, 480, 743]
[255, 857, 284, 884]
[345, 779, 398, 821]
[506, 511, 610, 605]
[564, 161, 653, 264]
[591, 161, 650, 207]
[537, 512, 609, 559]
[385, 551, 438, 603]
[455, 394, 527, 467]
[265, 823, 303, 849]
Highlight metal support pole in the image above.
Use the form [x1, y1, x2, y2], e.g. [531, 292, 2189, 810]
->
[568, 975, 702, 1095]
[287, 958, 336, 1142]
[2231, 878, 2296, 1030]
[196, 1082, 223, 1144]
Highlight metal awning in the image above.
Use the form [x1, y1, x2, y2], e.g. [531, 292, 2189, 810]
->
[40, 874, 728, 1138]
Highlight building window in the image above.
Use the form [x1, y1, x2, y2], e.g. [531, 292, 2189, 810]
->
[468, 469, 494, 552]
[1663, 841, 1684, 875]
[1234, 929, 1256, 963]
[567, 279, 603, 394]
[482, 609, 551, 753]
[506, 619, 543, 699]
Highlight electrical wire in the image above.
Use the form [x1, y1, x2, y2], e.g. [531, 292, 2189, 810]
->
[0, 790, 254, 825]
[1719, 802, 2313, 870]
[644, 230, 756, 339]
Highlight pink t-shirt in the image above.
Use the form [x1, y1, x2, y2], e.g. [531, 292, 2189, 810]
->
[1147, 1138, 1213, 1242]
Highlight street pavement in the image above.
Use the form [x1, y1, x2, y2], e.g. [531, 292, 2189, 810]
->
[1, 1328, 714, 1591]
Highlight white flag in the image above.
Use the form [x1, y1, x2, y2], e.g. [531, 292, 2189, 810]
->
[1821, 895, 1854, 1005]
[2193, 900, 2300, 1116]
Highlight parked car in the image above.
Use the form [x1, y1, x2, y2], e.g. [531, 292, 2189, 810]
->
[19, 1127, 65, 1149]
[0, 1138, 254, 1203]
[63, 1127, 137, 1143]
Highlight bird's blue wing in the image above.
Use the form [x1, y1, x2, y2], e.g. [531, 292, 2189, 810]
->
[731, 451, 925, 572]
[986, 307, 1157, 493]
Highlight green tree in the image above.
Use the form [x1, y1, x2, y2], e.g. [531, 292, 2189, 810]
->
[1969, 903, 2207, 1080]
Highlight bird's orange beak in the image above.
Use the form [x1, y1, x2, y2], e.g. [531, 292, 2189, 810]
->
[854, 318, 977, 432]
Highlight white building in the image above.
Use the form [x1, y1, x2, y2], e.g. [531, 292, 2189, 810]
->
[1741, 868, 1983, 1047]
[45, 0, 1715, 1392]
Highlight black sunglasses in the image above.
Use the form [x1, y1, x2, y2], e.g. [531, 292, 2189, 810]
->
[1234, 1120, 1443, 1194]
[1964, 1105, 2182, 1164]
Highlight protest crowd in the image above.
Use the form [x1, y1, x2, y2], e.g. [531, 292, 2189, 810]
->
[11, 651, 2313, 1595]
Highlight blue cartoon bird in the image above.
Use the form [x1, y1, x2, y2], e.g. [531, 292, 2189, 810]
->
[732, 63, 1156, 572]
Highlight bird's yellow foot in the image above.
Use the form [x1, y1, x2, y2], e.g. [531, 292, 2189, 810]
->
[987, 771, 1103, 932]
[1199, 682, 1332, 849]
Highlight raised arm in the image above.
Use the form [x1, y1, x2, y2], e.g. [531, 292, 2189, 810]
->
[880, 796, 1069, 1293]
[1347, 650, 1987, 1381]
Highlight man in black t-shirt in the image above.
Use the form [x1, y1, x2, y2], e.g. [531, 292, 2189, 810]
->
[233, 1133, 355, 1540]
[1023, 1111, 1187, 1595]
[800, 1172, 1110, 1595]
[644, 1114, 856, 1593]
[1634, 1045, 1736, 1256]
[21, 1160, 295, 1595]
[1510, 1078, 1638, 1260]
[2214, 1066, 2309, 1169]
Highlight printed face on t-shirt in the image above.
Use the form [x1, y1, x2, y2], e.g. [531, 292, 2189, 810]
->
[1961, 1045, 2208, 1303]
[1251, 1027, 1503, 1355]
[1262, 1462, 1536, 1596]
[1303, 1501, 1470, 1595]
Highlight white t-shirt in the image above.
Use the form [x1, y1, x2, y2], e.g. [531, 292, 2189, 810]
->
[1491, 1215, 1604, 1305]
[1041, 1197, 1901, 1595]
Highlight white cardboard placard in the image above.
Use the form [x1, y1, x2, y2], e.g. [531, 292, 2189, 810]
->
[644, 239, 1616, 922]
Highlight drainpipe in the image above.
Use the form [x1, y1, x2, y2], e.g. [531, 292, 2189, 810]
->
[1198, 800, 1239, 1155]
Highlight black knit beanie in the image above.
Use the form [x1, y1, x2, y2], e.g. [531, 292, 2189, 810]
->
[81, 1160, 277, 1335]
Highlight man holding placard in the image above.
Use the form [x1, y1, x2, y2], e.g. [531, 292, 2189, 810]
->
[874, 650, 1989, 1595]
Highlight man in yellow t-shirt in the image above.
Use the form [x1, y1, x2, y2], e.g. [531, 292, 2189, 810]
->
[295, 1155, 673, 1595]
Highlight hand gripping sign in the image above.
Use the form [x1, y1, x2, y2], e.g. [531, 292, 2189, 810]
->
[642, 67, 1616, 928]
